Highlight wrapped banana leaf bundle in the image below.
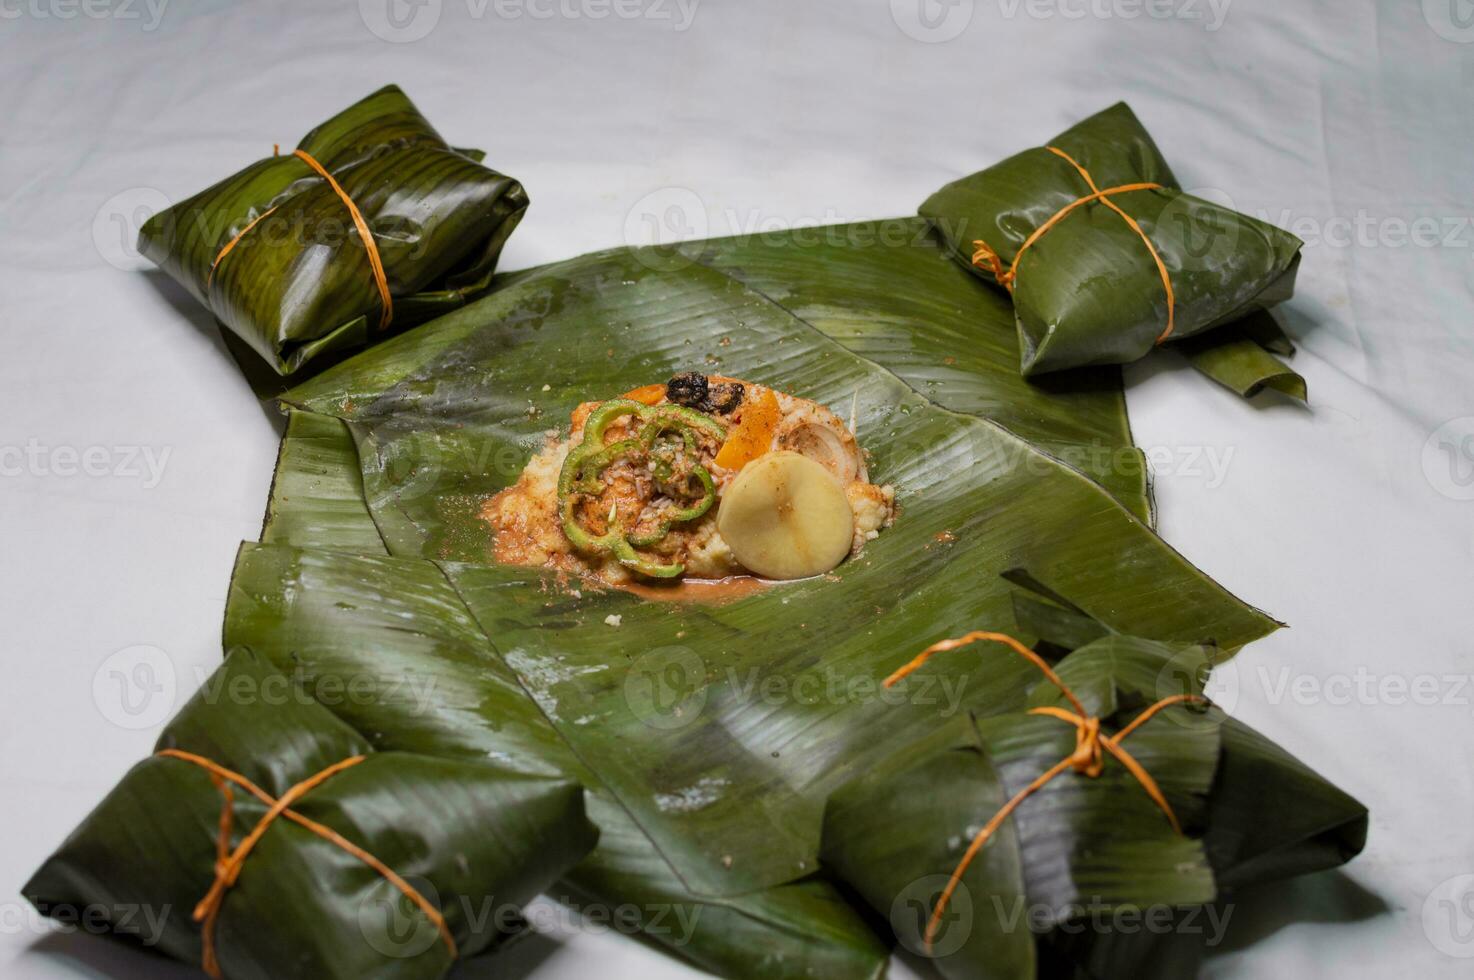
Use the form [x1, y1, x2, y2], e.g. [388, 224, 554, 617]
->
[139, 84, 528, 375]
[821, 584, 1366, 979]
[920, 102, 1307, 399]
[24, 648, 599, 980]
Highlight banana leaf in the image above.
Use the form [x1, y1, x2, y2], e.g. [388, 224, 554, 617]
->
[252, 411, 891, 979]
[1178, 310, 1308, 401]
[139, 84, 528, 375]
[225, 540, 890, 980]
[255, 219, 1149, 521]
[820, 600, 1366, 980]
[676, 222, 1150, 518]
[49, 225, 1306, 979]
[261, 410, 385, 553]
[1013, 582, 1365, 978]
[234, 231, 1275, 902]
[213, 223, 1285, 975]
[919, 102, 1304, 385]
[1011, 580, 1367, 878]
[23, 648, 598, 980]
[821, 637, 1221, 980]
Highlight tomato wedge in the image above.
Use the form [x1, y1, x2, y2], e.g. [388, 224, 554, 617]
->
[714, 385, 780, 471]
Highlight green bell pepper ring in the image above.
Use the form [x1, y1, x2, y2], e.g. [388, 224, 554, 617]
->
[557, 399, 726, 577]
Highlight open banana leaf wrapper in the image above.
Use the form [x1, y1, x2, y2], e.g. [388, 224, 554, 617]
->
[920, 103, 1306, 398]
[138, 84, 528, 375]
[41, 223, 1360, 978]
[220, 225, 1357, 976]
[23, 648, 598, 980]
[821, 584, 1366, 980]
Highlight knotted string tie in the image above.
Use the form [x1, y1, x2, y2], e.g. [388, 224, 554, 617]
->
[206, 145, 393, 332]
[157, 749, 455, 977]
[971, 145, 1177, 343]
[882, 630, 1206, 952]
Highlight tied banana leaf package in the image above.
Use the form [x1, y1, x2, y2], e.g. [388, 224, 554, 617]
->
[920, 102, 1307, 398]
[139, 84, 529, 375]
[819, 583, 1366, 979]
[24, 649, 599, 980]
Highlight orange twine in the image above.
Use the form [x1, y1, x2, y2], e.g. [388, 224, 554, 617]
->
[206, 147, 393, 332]
[882, 631, 1205, 953]
[206, 206, 278, 287]
[158, 749, 456, 977]
[972, 145, 1177, 343]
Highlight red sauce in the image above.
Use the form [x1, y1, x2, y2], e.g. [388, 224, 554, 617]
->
[610, 574, 770, 604]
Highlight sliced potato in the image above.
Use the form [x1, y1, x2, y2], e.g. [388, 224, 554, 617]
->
[718, 451, 854, 580]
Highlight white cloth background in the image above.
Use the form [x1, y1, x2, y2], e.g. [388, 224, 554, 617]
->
[1, 0, 1470, 976]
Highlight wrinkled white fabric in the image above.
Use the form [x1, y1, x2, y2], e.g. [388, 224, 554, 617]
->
[1, 1, 1470, 977]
